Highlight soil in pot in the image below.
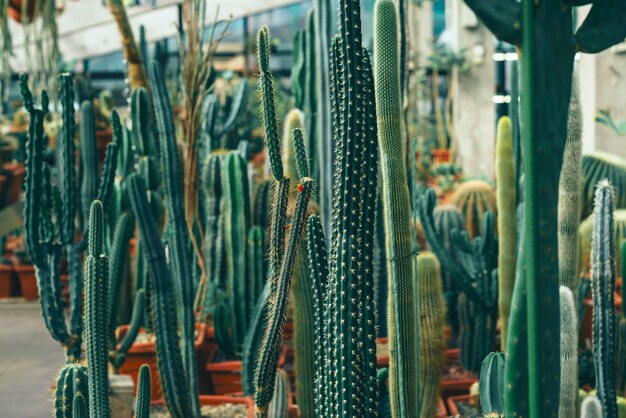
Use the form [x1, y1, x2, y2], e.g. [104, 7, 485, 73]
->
[150, 403, 248, 418]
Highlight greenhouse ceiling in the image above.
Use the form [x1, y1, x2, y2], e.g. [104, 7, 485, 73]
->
[9, 0, 303, 70]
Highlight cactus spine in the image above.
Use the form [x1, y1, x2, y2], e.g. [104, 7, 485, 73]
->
[558, 286, 578, 418]
[416, 252, 446, 417]
[496, 116, 516, 347]
[373, 1, 417, 415]
[558, 74, 583, 290]
[55, 363, 89, 418]
[135, 365, 152, 418]
[591, 180, 618, 418]
[84, 201, 110, 418]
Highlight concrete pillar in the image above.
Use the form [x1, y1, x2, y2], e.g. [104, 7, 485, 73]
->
[447, 0, 496, 178]
[109, 374, 135, 418]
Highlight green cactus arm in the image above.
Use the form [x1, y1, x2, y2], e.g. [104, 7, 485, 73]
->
[215, 79, 250, 137]
[417, 190, 486, 306]
[496, 116, 516, 347]
[135, 365, 152, 418]
[59, 74, 77, 246]
[67, 242, 84, 357]
[257, 26, 283, 181]
[80, 100, 99, 226]
[247, 226, 265, 309]
[303, 9, 318, 189]
[55, 363, 89, 418]
[96, 112, 121, 207]
[72, 393, 88, 418]
[84, 201, 111, 418]
[559, 286, 578, 418]
[255, 178, 312, 417]
[213, 300, 238, 358]
[292, 128, 309, 179]
[462, 0, 520, 44]
[575, 0, 626, 53]
[590, 180, 618, 418]
[479, 352, 505, 415]
[131, 87, 156, 157]
[268, 369, 290, 418]
[107, 213, 135, 338]
[242, 283, 271, 396]
[128, 173, 192, 418]
[373, 1, 418, 415]
[291, 30, 306, 110]
[112, 289, 145, 369]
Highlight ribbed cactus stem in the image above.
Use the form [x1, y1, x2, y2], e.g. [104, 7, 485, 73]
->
[257, 26, 283, 181]
[558, 286, 578, 418]
[479, 352, 505, 415]
[495, 116, 516, 348]
[135, 365, 151, 418]
[107, 213, 135, 340]
[373, 2, 417, 415]
[268, 369, 290, 418]
[80, 101, 98, 225]
[59, 73, 76, 246]
[581, 397, 603, 418]
[55, 363, 89, 418]
[84, 200, 111, 418]
[591, 180, 618, 418]
[72, 393, 88, 418]
[255, 178, 312, 417]
[282, 110, 304, 191]
[416, 252, 446, 417]
[558, 74, 582, 290]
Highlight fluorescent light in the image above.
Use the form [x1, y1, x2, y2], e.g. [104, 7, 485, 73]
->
[492, 95, 512, 104]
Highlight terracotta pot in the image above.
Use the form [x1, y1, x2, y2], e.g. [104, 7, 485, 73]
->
[376, 337, 389, 367]
[440, 349, 478, 399]
[14, 264, 38, 300]
[206, 345, 287, 396]
[3, 163, 25, 205]
[432, 148, 451, 164]
[0, 264, 14, 298]
[117, 322, 208, 400]
[151, 395, 254, 418]
[446, 394, 475, 416]
[8, 0, 40, 23]
[436, 397, 447, 418]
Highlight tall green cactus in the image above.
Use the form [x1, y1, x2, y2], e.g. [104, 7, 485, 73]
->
[84, 201, 111, 418]
[373, 1, 417, 415]
[148, 60, 199, 417]
[416, 252, 446, 418]
[480, 352, 505, 416]
[55, 363, 89, 418]
[496, 116, 516, 348]
[559, 286, 578, 418]
[135, 365, 152, 418]
[579, 209, 626, 278]
[79, 101, 99, 227]
[128, 173, 193, 418]
[590, 180, 618, 418]
[558, 74, 583, 291]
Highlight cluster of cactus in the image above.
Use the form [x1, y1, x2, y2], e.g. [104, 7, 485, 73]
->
[461, 0, 626, 414]
[419, 189, 498, 373]
[202, 78, 250, 152]
[450, 180, 496, 239]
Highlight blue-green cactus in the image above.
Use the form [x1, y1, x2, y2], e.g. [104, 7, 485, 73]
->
[55, 363, 89, 418]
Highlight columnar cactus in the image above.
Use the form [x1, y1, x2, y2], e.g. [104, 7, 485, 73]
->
[79, 101, 99, 227]
[148, 60, 199, 417]
[558, 74, 582, 290]
[580, 209, 626, 277]
[135, 365, 152, 418]
[268, 369, 290, 418]
[128, 173, 193, 418]
[72, 394, 88, 418]
[590, 180, 618, 418]
[559, 286, 578, 418]
[416, 252, 446, 418]
[254, 26, 313, 417]
[84, 201, 111, 418]
[55, 363, 89, 418]
[479, 352, 505, 416]
[373, 0, 417, 415]
[450, 180, 496, 239]
[495, 116, 516, 347]
[202, 79, 250, 151]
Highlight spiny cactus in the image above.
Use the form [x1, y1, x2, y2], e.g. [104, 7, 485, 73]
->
[590, 180, 618, 418]
[84, 201, 111, 418]
[450, 180, 496, 239]
[148, 60, 199, 417]
[135, 365, 152, 418]
[580, 209, 626, 277]
[268, 369, 290, 418]
[559, 286, 578, 418]
[479, 352, 505, 416]
[55, 363, 89, 418]
[203, 79, 250, 151]
[373, 1, 417, 415]
[558, 74, 583, 290]
[128, 173, 193, 418]
[416, 252, 446, 418]
[582, 152, 626, 218]
[72, 393, 88, 418]
[495, 116, 516, 347]
[581, 396, 603, 418]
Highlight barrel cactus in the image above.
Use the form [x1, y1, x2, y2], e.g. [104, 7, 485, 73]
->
[450, 180, 496, 239]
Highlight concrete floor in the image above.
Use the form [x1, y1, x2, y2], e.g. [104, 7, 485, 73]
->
[0, 301, 65, 417]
